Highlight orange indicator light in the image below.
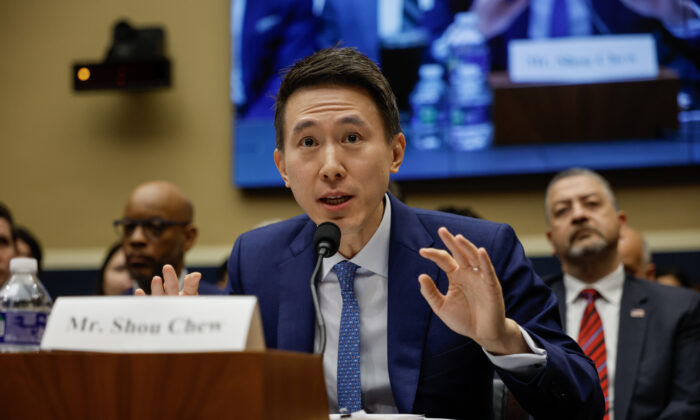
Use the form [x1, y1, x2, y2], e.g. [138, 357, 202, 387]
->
[77, 67, 91, 81]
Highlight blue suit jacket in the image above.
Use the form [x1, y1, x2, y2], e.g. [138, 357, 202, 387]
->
[228, 195, 604, 418]
[547, 274, 700, 420]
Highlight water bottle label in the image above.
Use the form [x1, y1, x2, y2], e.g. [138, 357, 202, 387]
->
[448, 52, 490, 75]
[418, 106, 438, 124]
[0, 311, 48, 345]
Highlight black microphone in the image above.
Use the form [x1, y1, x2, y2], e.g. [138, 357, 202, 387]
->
[311, 222, 341, 355]
[314, 222, 341, 257]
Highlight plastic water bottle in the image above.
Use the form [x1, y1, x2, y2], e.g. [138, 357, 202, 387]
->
[445, 12, 493, 151]
[409, 63, 448, 150]
[0, 257, 52, 352]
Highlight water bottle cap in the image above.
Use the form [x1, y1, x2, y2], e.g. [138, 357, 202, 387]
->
[419, 64, 444, 79]
[10, 257, 38, 273]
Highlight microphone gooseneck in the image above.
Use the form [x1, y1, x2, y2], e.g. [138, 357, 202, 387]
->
[311, 222, 341, 355]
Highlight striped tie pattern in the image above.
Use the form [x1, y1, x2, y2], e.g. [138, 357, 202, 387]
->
[335, 261, 361, 413]
[578, 289, 609, 419]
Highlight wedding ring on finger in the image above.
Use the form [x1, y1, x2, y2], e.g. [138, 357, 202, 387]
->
[471, 266, 481, 272]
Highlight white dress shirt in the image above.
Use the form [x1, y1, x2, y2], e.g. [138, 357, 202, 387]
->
[315, 195, 547, 413]
[563, 264, 624, 420]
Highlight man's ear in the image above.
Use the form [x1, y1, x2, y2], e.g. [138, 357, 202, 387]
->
[618, 210, 627, 225]
[183, 225, 198, 252]
[646, 262, 657, 281]
[545, 230, 556, 256]
[274, 149, 290, 188]
[390, 133, 406, 174]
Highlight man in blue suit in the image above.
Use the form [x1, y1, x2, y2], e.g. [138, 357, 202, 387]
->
[157, 47, 603, 417]
[229, 47, 605, 418]
[543, 168, 700, 419]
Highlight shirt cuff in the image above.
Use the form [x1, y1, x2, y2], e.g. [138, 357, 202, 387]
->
[663, 3, 700, 39]
[482, 325, 547, 378]
[664, 20, 700, 39]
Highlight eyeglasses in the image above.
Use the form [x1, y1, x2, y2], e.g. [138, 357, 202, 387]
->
[113, 217, 190, 240]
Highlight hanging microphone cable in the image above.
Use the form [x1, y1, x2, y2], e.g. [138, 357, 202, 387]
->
[311, 221, 341, 355]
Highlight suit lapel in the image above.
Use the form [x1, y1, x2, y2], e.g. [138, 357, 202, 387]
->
[614, 276, 650, 420]
[386, 196, 439, 413]
[276, 219, 318, 352]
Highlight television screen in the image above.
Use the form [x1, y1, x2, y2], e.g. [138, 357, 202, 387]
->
[231, 0, 700, 188]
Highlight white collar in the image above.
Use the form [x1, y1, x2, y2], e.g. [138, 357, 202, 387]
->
[321, 194, 392, 279]
[564, 264, 625, 305]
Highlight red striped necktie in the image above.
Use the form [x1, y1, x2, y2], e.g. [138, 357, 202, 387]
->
[578, 288, 610, 419]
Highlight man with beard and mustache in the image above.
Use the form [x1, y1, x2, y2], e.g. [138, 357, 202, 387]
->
[116, 181, 223, 295]
[544, 168, 700, 420]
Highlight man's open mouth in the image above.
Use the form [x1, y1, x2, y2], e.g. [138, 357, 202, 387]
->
[321, 196, 352, 205]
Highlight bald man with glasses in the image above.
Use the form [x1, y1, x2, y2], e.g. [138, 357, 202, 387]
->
[115, 181, 223, 295]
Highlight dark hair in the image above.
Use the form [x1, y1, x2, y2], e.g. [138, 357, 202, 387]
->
[0, 202, 16, 242]
[274, 47, 401, 151]
[15, 226, 43, 272]
[95, 242, 123, 295]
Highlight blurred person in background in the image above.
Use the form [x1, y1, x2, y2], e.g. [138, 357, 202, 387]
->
[472, 0, 700, 63]
[471, 0, 700, 106]
[95, 243, 134, 296]
[116, 181, 224, 295]
[617, 224, 656, 280]
[656, 266, 694, 288]
[15, 226, 43, 276]
[0, 202, 17, 288]
[544, 167, 700, 420]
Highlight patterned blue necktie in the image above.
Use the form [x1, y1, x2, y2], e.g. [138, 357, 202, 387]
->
[550, 0, 569, 37]
[335, 261, 361, 413]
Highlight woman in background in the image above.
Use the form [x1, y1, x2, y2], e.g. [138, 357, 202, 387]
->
[96, 243, 133, 295]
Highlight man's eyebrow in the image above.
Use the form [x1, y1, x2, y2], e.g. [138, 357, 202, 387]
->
[292, 120, 317, 134]
[553, 193, 599, 206]
[338, 115, 368, 127]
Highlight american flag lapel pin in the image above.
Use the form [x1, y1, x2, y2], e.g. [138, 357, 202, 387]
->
[630, 308, 645, 318]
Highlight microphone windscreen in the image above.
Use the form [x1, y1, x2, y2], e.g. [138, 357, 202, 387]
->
[313, 222, 341, 257]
